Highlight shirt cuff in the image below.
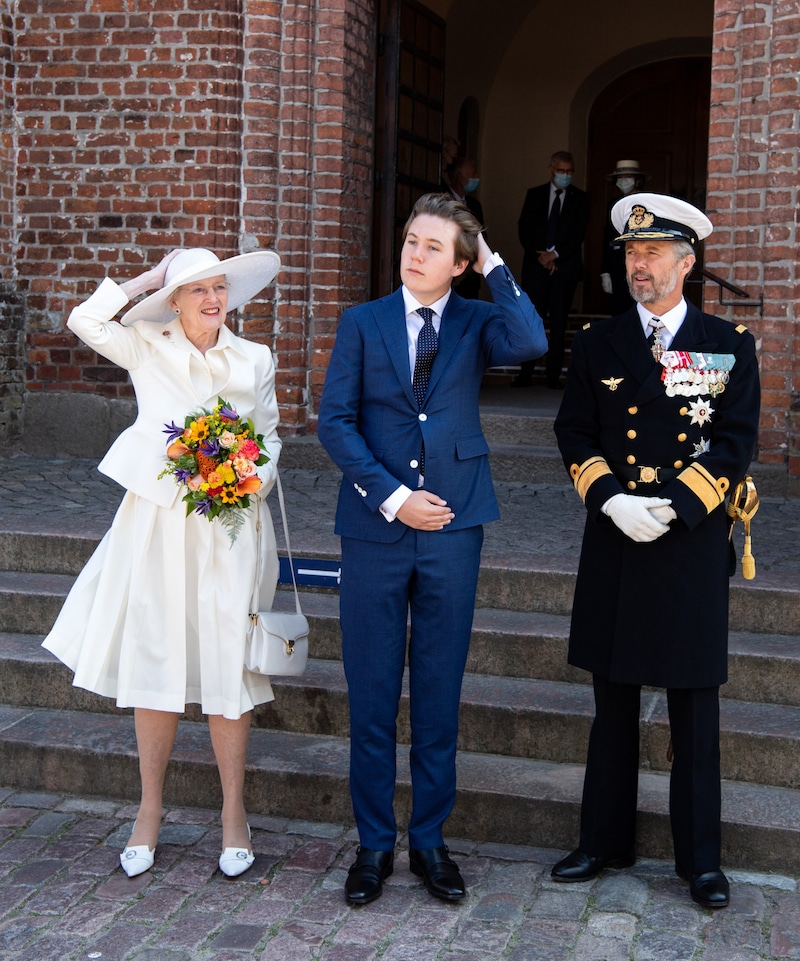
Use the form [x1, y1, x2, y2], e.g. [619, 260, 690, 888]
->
[379, 485, 414, 522]
[481, 251, 506, 275]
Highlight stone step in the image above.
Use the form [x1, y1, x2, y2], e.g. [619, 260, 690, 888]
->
[6, 568, 800, 699]
[1, 703, 799, 874]
[6, 633, 800, 790]
[277, 434, 793, 496]
[4, 544, 796, 638]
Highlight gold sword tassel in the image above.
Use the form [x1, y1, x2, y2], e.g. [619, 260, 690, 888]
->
[727, 476, 759, 580]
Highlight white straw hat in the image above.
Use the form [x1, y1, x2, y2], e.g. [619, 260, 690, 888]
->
[120, 247, 281, 326]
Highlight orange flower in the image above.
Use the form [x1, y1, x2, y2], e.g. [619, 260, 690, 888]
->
[236, 476, 261, 495]
[167, 441, 191, 459]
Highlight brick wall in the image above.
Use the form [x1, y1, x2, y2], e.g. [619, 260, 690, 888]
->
[12, 0, 375, 441]
[1, 8, 25, 447]
[705, 0, 800, 478]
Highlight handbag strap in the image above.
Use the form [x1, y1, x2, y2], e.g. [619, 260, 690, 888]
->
[251, 471, 303, 616]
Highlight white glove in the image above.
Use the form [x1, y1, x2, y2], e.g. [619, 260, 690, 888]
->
[648, 504, 677, 524]
[600, 272, 613, 295]
[604, 494, 674, 542]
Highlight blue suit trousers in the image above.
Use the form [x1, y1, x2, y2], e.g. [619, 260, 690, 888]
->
[340, 525, 483, 851]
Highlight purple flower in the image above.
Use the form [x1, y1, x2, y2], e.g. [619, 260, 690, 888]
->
[219, 404, 238, 421]
[200, 438, 220, 457]
[163, 421, 185, 443]
[194, 498, 213, 516]
[174, 467, 193, 484]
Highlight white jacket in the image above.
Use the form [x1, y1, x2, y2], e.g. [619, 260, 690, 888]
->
[67, 277, 282, 506]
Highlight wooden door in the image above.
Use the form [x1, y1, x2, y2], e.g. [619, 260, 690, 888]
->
[371, 0, 445, 298]
[584, 57, 711, 314]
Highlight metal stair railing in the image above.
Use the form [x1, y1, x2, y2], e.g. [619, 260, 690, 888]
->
[691, 267, 764, 316]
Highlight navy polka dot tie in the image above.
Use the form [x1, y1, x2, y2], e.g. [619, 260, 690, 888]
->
[413, 307, 438, 409]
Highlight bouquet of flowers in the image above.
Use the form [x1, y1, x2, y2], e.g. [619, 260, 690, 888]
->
[159, 397, 269, 545]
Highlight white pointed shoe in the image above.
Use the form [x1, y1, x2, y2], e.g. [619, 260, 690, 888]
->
[120, 843, 155, 878]
[219, 824, 255, 877]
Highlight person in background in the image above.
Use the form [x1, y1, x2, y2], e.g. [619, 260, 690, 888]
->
[448, 157, 485, 299]
[514, 150, 590, 388]
[318, 192, 546, 907]
[601, 159, 647, 315]
[43, 247, 283, 880]
[440, 135, 460, 190]
[552, 193, 760, 909]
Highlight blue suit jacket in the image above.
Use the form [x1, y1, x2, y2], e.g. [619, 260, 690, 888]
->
[318, 263, 547, 542]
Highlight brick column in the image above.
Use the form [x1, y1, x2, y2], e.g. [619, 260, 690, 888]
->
[705, 0, 800, 479]
[241, 0, 375, 432]
[0, 8, 24, 446]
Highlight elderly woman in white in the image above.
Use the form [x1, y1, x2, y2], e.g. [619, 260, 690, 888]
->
[44, 248, 282, 878]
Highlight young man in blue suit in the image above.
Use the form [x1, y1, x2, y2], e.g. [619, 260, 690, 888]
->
[318, 193, 547, 905]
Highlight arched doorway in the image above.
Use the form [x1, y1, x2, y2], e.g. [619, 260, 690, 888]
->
[584, 57, 711, 314]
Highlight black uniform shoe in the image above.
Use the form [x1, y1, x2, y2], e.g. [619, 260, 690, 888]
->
[409, 846, 466, 901]
[551, 849, 636, 882]
[344, 847, 394, 905]
[678, 868, 730, 908]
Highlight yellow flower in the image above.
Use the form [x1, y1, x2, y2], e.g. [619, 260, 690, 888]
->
[220, 485, 240, 504]
[217, 463, 236, 485]
[188, 418, 209, 442]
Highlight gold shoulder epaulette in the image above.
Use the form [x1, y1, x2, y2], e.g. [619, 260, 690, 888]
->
[735, 324, 748, 334]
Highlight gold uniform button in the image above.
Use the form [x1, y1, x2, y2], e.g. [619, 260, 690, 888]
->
[680, 407, 689, 416]
[678, 432, 687, 442]
[627, 481, 637, 490]
[628, 406, 638, 415]
[626, 455, 636, 465]
[627, 429, 637, 439]
[674, 460, 683, 469]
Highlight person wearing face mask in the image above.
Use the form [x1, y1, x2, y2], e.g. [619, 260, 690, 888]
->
[515, 151, 590, 388]
[601, 160, 648, 315]
[447, 157, 485, 299]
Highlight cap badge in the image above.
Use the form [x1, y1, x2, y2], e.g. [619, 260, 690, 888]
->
[627, 205, 654, 231]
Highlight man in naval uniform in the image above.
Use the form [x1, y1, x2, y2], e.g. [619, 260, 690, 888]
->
[551, 193, 761, 908]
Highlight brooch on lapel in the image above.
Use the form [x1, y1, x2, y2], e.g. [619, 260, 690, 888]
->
[162, 330, 171, 338]
[601, 377, 624, 392]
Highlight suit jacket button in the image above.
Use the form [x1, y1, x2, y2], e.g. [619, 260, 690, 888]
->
[678, 432, 687, 442]
[627, 429, 637, 439]
[418, 412, 428, 421]
[410, 459, 419, 469]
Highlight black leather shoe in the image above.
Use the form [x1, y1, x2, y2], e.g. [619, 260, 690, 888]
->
[678, 868, 730, 908]
[409, 846, 466, 901]
[344, 847, 393, 905]
[551, 849, 636, 882]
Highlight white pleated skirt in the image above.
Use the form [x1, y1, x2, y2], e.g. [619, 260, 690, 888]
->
[43, 489, 278, 720]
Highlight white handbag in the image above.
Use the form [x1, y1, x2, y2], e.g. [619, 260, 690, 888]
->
[244, 472, 309, 676]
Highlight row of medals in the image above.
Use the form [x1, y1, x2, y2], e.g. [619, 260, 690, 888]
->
[663, 366, 728, 398]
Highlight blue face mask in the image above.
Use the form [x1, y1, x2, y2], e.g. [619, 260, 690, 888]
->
[553, 172, 572, 189]
[464, 177, 480, 194]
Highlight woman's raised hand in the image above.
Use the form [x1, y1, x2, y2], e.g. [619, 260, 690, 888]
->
[119, 248, 185, 301]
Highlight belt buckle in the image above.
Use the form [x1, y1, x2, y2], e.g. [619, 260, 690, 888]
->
[637, 465, 660, 484]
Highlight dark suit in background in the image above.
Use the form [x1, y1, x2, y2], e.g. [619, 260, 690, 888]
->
[517, 180, 589, 386]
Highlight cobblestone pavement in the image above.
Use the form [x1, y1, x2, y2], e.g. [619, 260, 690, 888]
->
[2, 455, 798, 582]
[0, 787, 799, 961]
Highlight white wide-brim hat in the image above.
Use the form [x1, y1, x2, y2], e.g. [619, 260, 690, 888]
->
[120, 247, 281, 326]
[607, 159, 647, 180]
[611, 192, 713, 245]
